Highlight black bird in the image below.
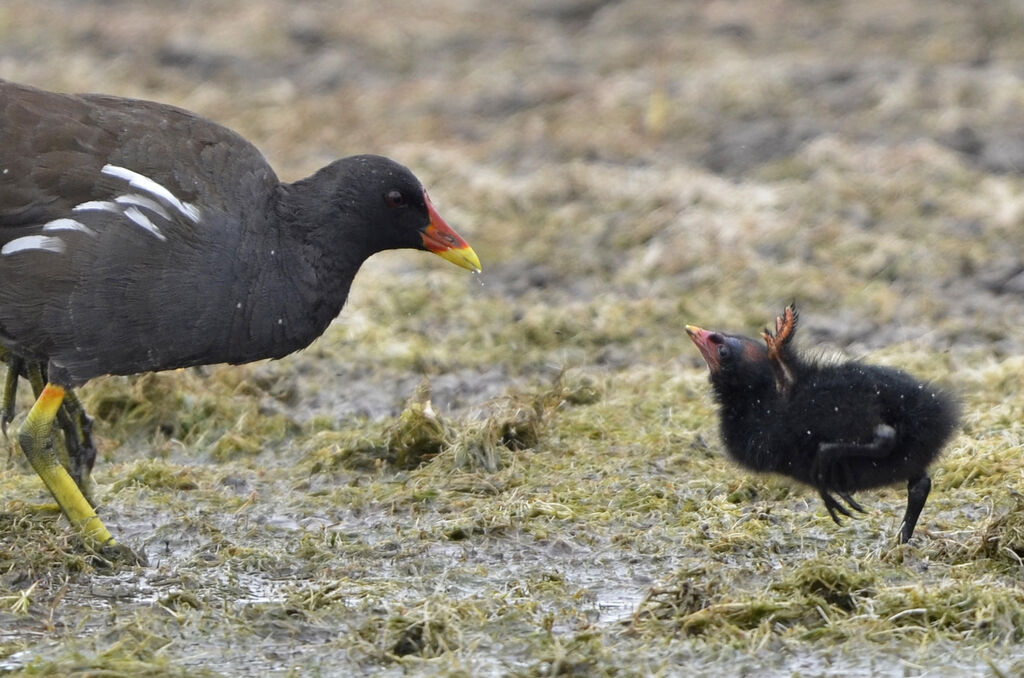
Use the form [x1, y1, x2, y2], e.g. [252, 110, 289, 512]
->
[686, 305, 959, 543]
[0, 79, 481, 560]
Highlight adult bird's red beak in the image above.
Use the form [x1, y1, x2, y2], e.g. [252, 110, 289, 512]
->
[420, 192, 481, 272]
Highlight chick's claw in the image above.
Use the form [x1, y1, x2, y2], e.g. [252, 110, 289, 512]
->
[838, 492, 867, 514]
[820, 491, 853, 524]
[767, 304, 798, 347]
[762, 305, 799, 396]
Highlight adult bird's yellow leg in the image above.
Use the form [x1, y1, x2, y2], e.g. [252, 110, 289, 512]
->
[6, 360, 99, 502]
[56, 388, 98, 501]
[24, 363, 75, 481]
[18, 383, 117, 552]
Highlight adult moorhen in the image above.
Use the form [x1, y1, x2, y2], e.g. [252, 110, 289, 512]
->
[686, 305, 960, 544]
[0, 79, 481, 561]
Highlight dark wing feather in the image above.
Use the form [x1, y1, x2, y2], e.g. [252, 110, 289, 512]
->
[0, 80, 282, 384]
[1, 80, 277, 224]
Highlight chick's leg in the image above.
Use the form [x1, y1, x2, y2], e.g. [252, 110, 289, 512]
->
[899, 475, 931, 544]
[814, 424, 897, 523]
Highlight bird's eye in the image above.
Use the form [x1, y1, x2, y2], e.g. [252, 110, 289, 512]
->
[385, 190, 407, 208]
[707, 333, 730, 360]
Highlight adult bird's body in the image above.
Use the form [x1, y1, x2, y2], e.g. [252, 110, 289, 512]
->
[0, 79, 481, 560]
[686, 305, 959, 544]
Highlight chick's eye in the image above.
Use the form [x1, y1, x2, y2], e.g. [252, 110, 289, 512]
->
[385, 190, 407, 208]
[718, 344, 731, 360]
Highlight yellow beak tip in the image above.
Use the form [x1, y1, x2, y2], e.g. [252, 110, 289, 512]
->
[438, 245, 482, 273]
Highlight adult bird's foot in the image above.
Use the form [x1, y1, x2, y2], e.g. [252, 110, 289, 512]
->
[91, 539, 148, 567]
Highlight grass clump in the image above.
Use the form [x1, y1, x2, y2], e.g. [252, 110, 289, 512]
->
[774, 557, 875, 612]
[84, 367, 299, 460]
[976, 492, 1024, 565]
[390, 618, 454, 657]
[303, 373, 584, 475]
[627, 578, 719, 632]
[109, 458, 201, 493]
[386, 398, 450, 470]
[871, 580, 1024, 641]
[354, 596, 475, 663]
[304, 397, 450, 472]
[447, 393, 547, 472]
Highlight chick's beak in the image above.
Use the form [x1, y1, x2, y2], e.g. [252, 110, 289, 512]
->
[686, 325, 720, 372]
[420, 192, 482, 272]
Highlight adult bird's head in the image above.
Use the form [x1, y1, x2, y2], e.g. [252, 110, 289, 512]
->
[326, 155, 480, 272]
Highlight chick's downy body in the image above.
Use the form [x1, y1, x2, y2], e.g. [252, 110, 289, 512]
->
[687, 305, 960, 543]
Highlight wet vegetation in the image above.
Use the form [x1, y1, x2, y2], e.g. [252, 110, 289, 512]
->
[3, 0, 1024, 675]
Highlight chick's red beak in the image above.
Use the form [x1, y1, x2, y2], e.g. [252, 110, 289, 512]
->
[686, 325, 721, 372]
[420, 192, 481, 272]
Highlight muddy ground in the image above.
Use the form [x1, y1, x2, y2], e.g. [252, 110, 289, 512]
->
[2, 1, 1024, 676]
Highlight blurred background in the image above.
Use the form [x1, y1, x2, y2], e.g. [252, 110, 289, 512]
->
[5, 0, 1022, 368]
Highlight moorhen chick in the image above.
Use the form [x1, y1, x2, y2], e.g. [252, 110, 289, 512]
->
[0, 79, 481, 560]
[686, 305, 960, 543]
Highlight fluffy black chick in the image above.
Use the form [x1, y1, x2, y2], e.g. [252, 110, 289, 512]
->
[686, 305, 960, 543]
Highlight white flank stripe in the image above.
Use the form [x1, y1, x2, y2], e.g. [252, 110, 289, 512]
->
[42, 218, 97, 236]
[101, 164, 201, 223]
[2, 235, 66, 256]
[73, 200, 120, 213]
[115, 193, 172, 221]
[123, 206, 167, 241]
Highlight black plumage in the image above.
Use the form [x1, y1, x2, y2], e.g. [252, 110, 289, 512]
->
[687, 305, 960, 543]
[0, 79, 480, 557]
[0, 79, 480, 386]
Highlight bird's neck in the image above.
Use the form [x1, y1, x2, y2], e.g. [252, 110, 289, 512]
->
[220, 181, 374, 359]
[713, 383, 778, 473]
[714, 382, 779, 422]
[280, 179, 383, 293]
[712, 370, 778, 430]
